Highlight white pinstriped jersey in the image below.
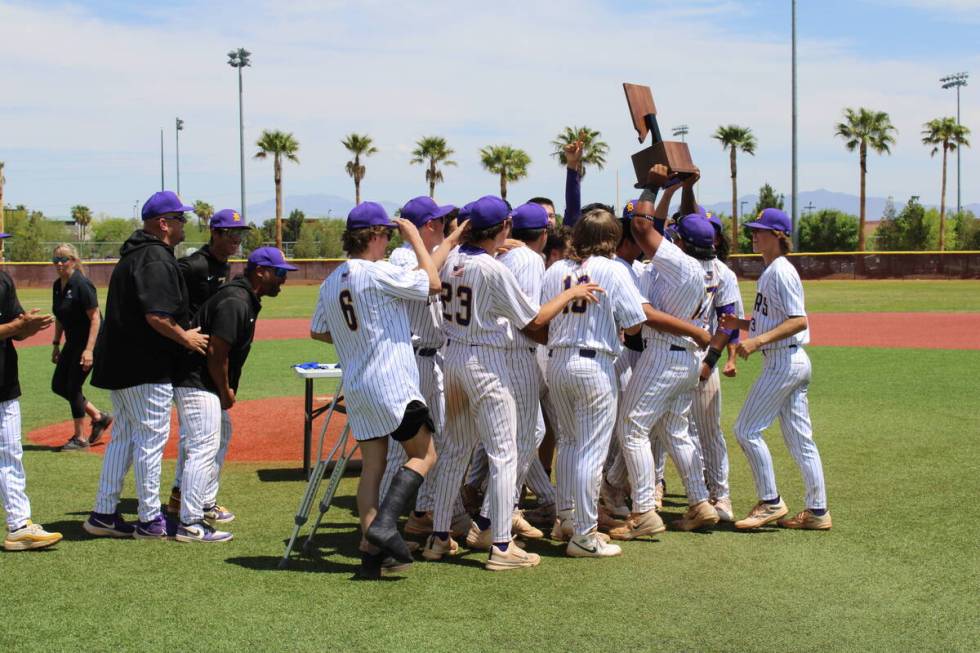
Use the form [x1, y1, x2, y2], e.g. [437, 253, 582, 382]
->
[638, 239, 707, 349]
[498, 246, 545, 349]
[750, 256, 809, 349]
[694, 258, 742, 333]
[389, 243, 444, 348]
[614, 255, 642, 285]
[719, 262, 746, 320]
[440, 245, 539, 348]
[311, 259, 429, 439]
[543, 257, 647, 356]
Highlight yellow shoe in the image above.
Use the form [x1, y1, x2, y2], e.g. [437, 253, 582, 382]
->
[4, 521, 63, 551]
[735, 499, 788, 530]
[608, 509, 665, 541]
[466, 523, 525, 550]
[778, 510, 832, 530]
[673, 501, 720, 531]
[512, 510, 543, 539]
[486, 542, 541, 571]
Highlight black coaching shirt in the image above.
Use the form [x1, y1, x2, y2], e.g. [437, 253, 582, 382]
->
[174, 277, 261, 396]
[91, 230, 190, 390]
[0, 271, 24, 401]
[178, 244, 230, 318]
[52, 269, 99, 349]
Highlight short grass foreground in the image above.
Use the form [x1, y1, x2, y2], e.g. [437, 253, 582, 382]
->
[2, 342, 978, 651]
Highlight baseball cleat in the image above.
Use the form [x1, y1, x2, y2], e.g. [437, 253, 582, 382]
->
[466, 523, 525, 551]
[486, 542, 541, 571]
[421, 534, 460, 560]
[735, 499, 789, 530]
[566, 530, 622, 558]
[673, 501, 720, 531]
[778, 510, 833, 530]
[61, 436, 89, 451]
[512, 510, 544, 539]
[549, 509, 573, 541]
[404, 511, 434, 536]
[711, 497, 735, 523]
[166, 487, 181, 516]
[83, 511, 135, 538]
[608, 509, 666, 541]
[134, 515, 168, 540]
[203, 504, 235, 524]
[523, 501, 557, 526]
[175, 521, 233, 543]
[3, 521, 63, 551]
[88, 412, 113, 445]
[597, 504, 629, 532]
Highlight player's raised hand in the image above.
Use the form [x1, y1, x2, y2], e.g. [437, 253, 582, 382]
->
[681, 166, 701, 186]
[564, 138, 583, 172]
[446, 218, 469, 245]
[183, 327, 210, 355]
[394, 217, 422, 243]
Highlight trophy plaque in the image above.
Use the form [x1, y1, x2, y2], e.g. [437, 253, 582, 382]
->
[624, 82, 697, 188]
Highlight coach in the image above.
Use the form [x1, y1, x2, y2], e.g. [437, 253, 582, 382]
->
[83, 191, 209, 540]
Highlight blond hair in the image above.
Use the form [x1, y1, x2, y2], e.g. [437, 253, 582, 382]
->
[569, 209, 621, 262]
[53, 243, 85, 274]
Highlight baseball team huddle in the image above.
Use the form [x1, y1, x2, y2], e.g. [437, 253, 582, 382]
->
[0, 145, 830, 574]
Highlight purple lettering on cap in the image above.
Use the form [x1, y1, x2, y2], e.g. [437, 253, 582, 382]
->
[347, 201, 396, 230]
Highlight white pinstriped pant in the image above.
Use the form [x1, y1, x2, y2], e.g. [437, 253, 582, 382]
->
[379, 351, 446, 511]
[549, 348, 617, 535]
[94, 383, 173, 522]
[431, 344, 517, 544]
[734, 347, 827, 510]
[172, 387, 222, 524]
[174, 409, 233, 505]
[691, 368, 730, 499]
[617, 342, 709, 513]
[0, 400, 31, 531]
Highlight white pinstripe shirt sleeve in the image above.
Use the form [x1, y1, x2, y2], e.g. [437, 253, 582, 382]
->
[714, 262, 741, 308]
[374, 261, 431, 302]
[388, 245, 416, 269]
[775, 261, 807, 317]
[310, 278, 331, 334]
[610, 265, 648, 329]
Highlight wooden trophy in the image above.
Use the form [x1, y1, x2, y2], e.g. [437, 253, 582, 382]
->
[623, 83, 697, 188]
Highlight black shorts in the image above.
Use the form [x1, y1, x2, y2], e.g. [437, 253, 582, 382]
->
[385, 400, 434, 443]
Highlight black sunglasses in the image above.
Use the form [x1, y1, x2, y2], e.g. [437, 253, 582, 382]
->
[52, 256, 71, 263]
[163, 213, 188, 224]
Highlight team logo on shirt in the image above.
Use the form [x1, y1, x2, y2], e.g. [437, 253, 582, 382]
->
[66, 290, 73, 299]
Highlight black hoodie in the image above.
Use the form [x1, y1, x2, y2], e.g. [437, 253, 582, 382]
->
[91, 230, 189, 390]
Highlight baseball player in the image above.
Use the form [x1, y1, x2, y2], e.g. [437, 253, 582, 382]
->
[84, 190, 209, 540]
[167, 208, 252, 522]
[311, 202, 445, 579]
[378, 195, 470, 538]
[422, 195, 600, 571]
[0, 234, 63, 552]
[721, 208, 831, 530]
[171, 247, 294, 542]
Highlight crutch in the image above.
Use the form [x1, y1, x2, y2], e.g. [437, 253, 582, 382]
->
[300, 424, 359, 557]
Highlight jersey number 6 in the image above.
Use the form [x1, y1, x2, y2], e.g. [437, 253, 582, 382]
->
[441, 282, 472, 326]
[339, 289, 358, 331]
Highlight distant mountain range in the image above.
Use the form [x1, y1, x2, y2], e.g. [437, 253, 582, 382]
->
[247, 189, 979, 223]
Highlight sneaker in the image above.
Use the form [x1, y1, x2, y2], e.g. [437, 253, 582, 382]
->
[176, 521, 233, 543]
[134, 515, 167, 540]
[404, 511, 433, 536]
[600, 480, 630, 519]
[4, 521, 63, 551]
[203, 504, 235, 524]
[89, 413, 113, 445]
[166, 487, 181, 516]
[712, 497, 734, 522]
[512, 510, 543, 539]
[550, 509, 573, 542]
[523, 501, 557, 526]
[566, 530, 623, 558]
[608, 509, 666, 541]
[421, 534, 460, 561]
[597, 505, 629, 533]
[465, 523, 525, 551]
[486, 542, 541, 571]
[673, 501, 720, 531]
[61, 437, 89, 452]
[654, 479, 665, 511]
[83, 511, 135, 538]
[735, 499, 789, 530]
[778, 510, 833, 530]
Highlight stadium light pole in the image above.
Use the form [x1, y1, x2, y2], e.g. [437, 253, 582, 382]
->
[940, 72, 969, 215]
[228, 48, 251, 221]
[791, 0, 799, 249]
[175, 117, 184, 196]
[672, 125, 689, 142]
[160, 128, 165, 191]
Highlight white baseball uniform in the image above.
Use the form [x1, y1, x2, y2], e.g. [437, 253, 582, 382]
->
[172, 386, 222, 524]
[0, 400, 30, 531]
[430, 245, 539, 545]
[544, 256, 647, 535]
[734, 256, 827, 510]
[617, 239, 710, 513]
[311, 259, 430, 441]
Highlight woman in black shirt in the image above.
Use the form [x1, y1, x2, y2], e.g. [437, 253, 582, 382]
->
[51, 244, 112, 450]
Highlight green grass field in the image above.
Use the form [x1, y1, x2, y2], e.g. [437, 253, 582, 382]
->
[15, 279, 980, 318]
[2, 283, 978, 651]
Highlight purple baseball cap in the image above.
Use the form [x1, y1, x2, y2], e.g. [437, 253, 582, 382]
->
[704, 209, 723, 233]
[142, 190, 194, 220]
[247, 246, 298, 271]
[745, 208, 792, 233]
[401, 196, 456, 227]
[347, 201, 396, 230]
[467, 195, 510, 230]
[210, 209, 250, 229]
[622, 198, 641, 220]
[672, 214, 716, 248]
[0, 233, 10, 239]
[458, 201, 476, 221]
[511, 202, 548, 230]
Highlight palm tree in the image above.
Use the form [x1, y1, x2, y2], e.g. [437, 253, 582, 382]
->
[410, 137, 456, 199]
[341, 133, 378, 206]
[550, 126, 609, 177]
[70, 205, 92, 240]
[254, 130, 300, 249]
[922, 117, 971, 251]
[193, 200, 215, 230]
[712, 125, 757, 252]
[834, 108, 897, 251]
[479, 145, 531, 201]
